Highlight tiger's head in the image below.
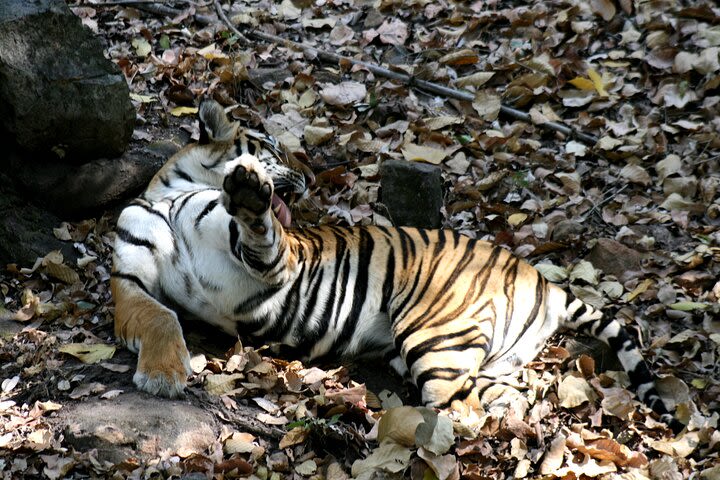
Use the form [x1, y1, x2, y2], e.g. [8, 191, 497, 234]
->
[197, 99, 313, 225]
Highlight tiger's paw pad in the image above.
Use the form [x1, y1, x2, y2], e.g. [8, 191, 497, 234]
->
[223, 160, 273, 217]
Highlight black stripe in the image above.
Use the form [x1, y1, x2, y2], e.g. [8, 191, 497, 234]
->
[296, 269, 325, 343]
[234, 287, 282, 316]
[201, 154, 224, 170]
[501, 257, 520, 339]
[332, 228, 373, 352]
[172, 190, 203, 221]
[111, 272, 151, 295]
[273, 264, 306, 339]
[241, 245, 284, 273]
[491, 275, 545, 362]
[404, 326, 478, 367]
[194, 199, 218, 228]
[174, 166, 193, 183]
[417, 228, 430, 245]
[569, 303, 588, 324]
[116, 227, 157, 251]
[415, 367, 468, 389]
[229, 220, 241, 260]
[159, 175, 171, 187]
[438, 381, 475, 407]
[380, 243, 395, 313]
[129, 202, 172, 228]
[311, 232, 345, 345]
[432, 229, 447, 257]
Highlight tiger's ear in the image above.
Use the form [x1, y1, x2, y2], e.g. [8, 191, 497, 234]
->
[198, 100, 237, 144]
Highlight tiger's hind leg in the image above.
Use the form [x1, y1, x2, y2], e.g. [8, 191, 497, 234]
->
[392, 316, 489, 412]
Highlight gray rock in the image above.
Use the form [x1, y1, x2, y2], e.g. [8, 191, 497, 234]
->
[380, 159, 443, 229]
[0, 0, 135, 161]
[61, 392, 218, 464]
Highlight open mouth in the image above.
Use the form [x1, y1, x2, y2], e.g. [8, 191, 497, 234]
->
[271, 188, 294, 228]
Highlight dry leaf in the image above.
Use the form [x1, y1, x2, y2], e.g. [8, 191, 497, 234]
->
[58, 343, 116, 364]
[320, 82, 366, 107]
[401, 144, 449, 164]
[558, 375, 598, 408]
[415, 409, 454, 455]
[378, 406, 424, 447]
[351, 440, 413, 479]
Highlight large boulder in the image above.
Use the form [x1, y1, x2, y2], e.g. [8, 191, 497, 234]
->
[0, 0, 135, 161]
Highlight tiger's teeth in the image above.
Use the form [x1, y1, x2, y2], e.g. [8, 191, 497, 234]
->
[272, 204, 281, 216]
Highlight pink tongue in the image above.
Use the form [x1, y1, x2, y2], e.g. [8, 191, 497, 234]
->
[272, 194, 292, 227]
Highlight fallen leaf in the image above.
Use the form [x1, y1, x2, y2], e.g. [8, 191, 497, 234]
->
[131, 37, 151, 57]
[295, 459, 317, 476]
[320, 82, 366, 107]
[401, 144, 449, 164]
[58, 343, 115, 364]
[415, 409, 454, 455]
[170, 106, 199, 117]
[351, 440, 413, 479]
[539, 434, 566, 474]
[558, 375, 598, 408]
[279, 427, 308, 449]
[376, 18, 408, 45]
[378, 406, 425, 447]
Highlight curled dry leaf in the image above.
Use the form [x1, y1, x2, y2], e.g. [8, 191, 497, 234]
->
[401, 144, 449, 165]
[539, 433, 566, 474]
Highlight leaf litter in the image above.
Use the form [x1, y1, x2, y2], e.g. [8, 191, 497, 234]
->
[0, 0, 718, 478]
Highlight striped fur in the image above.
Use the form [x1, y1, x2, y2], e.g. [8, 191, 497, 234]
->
[111, 100, 678, 429]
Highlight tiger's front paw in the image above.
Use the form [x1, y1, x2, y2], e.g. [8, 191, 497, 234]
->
[134, 341, 192, 399]
[222, 155, 273, 218]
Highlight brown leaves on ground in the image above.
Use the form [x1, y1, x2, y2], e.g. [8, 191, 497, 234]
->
[1, 0, 719, 478]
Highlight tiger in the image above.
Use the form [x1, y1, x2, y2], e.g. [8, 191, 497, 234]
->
[111, 99, 679, 431]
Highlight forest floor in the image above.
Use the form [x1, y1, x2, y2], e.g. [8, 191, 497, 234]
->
[1, 0, 720, 478]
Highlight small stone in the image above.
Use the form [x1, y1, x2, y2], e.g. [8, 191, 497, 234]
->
[551, 220, 586, 242]
[267, 452, 290, 472]
[380, 159, 443, 229]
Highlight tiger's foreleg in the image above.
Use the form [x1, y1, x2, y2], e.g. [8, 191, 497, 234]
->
[111, 275, 192, 398]
[221, 154, 299, 285]
[112, 204, 192, 398]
